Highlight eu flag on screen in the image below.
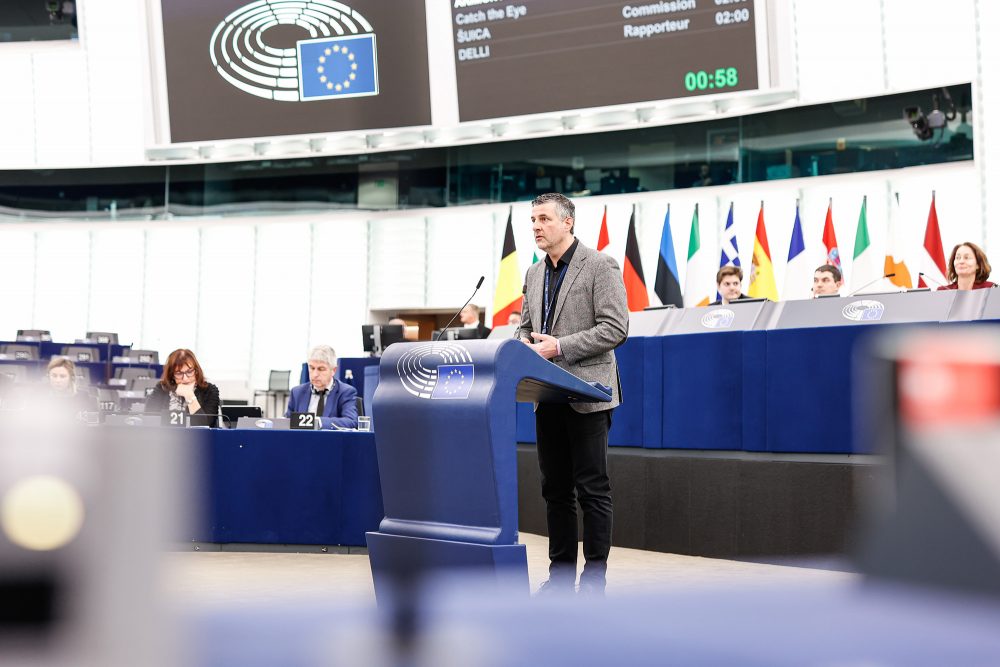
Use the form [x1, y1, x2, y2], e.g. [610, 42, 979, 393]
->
[298, 34, 378, 101]
[432, 364, 474, 400]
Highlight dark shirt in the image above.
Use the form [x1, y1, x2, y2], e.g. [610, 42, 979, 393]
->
[144, 382, 220, 416]
[541, 238, 579, 334]
[710, 293, 751, 306]
[937, 281, 995, 290]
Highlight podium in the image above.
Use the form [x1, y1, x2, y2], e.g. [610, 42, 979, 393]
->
[366, 339, 612, 598]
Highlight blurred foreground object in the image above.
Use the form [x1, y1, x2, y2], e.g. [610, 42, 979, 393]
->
[0, 404, 194, 667]
[856, 326, 1000, 596]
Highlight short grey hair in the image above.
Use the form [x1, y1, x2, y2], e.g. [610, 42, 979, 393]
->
[531, 192, 575, 234]
[308, 345, 337, 368]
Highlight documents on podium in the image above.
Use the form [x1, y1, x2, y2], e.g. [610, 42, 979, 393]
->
[366, 339, 611, 599]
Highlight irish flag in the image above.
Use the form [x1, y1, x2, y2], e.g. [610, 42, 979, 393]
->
[747, 202, 778, 301]
[849, 196, 881, 294]
[683, 204, 714, 307]
[491, 208, 522, 327]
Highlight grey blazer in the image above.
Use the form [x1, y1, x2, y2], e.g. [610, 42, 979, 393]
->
[517, 241, 629, 413]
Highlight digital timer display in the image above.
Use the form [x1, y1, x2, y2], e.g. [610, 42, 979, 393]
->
[452, 0, 762, 122]
[684, 68, 741, 91]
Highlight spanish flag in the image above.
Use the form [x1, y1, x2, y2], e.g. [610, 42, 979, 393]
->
[492, 208, 522, 327]
[623, 206, 650, 311]
[747, 202, 778, 301]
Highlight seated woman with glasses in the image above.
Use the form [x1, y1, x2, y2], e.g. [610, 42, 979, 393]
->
[144, 348, 220, 418]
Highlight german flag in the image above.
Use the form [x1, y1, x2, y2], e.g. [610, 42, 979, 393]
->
[623, 206, 650, 311]
[492, 208, 523, 327]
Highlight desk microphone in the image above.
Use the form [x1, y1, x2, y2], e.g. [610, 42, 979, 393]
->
[435, 276, 485, 342]
[848, 273, 896, 297]
[918, 271, 945, 288]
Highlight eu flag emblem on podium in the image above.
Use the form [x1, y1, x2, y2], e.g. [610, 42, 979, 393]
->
[298, 33, 378, 101]
[432, 364, 474, 400]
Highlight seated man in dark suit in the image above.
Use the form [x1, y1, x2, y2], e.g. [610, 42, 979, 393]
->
[459, 303, 491, 339]
[285, 345, 358, 429]
[710, 265, 750, 305]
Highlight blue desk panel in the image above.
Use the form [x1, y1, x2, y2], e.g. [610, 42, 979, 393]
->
[608, 337, 644, 447]
[512, 337, 644, 448]
[660, 331, 766, 451]
[195, 429, 382, 546]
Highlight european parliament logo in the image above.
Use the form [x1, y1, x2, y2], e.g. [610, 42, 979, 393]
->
[396, 343, 474, 400]
[298, 34, 378, 101]
[431, 364, 474, 400]
[209, 0, 379, 103]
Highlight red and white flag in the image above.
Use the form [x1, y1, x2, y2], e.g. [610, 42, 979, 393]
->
[597, 206, 610, 252]
[918, 192, 947, 288]
[822, 198, 842, 271]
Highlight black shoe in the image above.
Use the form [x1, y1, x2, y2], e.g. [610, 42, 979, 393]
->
[578, 560, 607, 596]
[576, 577, 606, 596]
[535, 562, 576, 597]
[534, 577, 575, 597]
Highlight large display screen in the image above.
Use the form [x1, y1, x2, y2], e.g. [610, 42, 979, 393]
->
[160, 0, 432, 142]
[451, 0, 761, 121]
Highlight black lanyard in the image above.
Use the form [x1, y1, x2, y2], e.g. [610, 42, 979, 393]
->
[542, 263, 567, 335]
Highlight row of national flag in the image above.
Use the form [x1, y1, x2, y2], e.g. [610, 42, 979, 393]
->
[490, 194, 951, 322]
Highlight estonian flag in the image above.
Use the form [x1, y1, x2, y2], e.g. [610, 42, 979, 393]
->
[654, 204, 683, 308]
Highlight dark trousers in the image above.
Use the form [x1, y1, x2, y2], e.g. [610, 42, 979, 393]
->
[535, 403, 613, 564]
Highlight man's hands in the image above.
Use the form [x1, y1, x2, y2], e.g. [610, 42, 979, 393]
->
[523, 332, 560, 360]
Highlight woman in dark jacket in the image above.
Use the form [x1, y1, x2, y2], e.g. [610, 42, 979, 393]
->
[144, 348, 220, 418]
[937, 242, 995, 291]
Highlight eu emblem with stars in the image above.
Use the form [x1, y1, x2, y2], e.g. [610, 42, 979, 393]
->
[298, 33, 378, 101]
[431, 364, 475, 400]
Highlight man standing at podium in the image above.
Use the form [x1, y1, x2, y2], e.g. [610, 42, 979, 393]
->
[518, 192, 629, 594]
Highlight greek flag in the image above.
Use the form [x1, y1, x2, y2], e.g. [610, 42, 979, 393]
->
[719, 202, 740, 268]
[298, 33, 378, 101]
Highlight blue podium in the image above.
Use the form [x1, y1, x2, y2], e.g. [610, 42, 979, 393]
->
[366, 339, 611, 598]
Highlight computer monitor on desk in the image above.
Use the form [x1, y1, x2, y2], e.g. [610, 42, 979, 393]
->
[436, 327, 479, 341]
[362, 324, 405, 357]
[221, 405, 263, 428]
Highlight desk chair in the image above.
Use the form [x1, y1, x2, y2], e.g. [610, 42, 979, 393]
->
[94, 388, 120, 412]
[62, 345, 101, 362]
[128, 377, 160, 395]
[0, 363, 32, 383]
[1, 344, 39, 361]
[123, 349, 159, 364]
[253, 370, 291, 419]
[85, 331, 119, 344]
[74, 366, 92, 387]
[116, 366, 156, 381]
[16, 329, 50, 342]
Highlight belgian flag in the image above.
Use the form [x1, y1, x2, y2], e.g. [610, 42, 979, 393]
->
[492, 208, 523, 327]
[623, 206, 649, 311]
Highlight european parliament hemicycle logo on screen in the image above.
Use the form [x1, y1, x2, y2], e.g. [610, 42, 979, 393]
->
[209, 0, 378, 103]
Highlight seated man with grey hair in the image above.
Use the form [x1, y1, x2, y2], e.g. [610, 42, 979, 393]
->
[284, 345, 358, 429]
